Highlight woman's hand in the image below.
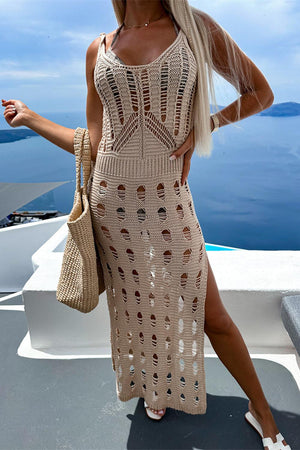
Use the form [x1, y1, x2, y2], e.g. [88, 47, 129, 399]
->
[169, 118, 214, 185]
[1, 99, 30, 128]
[169, 127, 195, 186]
[1, 98, 75, 154]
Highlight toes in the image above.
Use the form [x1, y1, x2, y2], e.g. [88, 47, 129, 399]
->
[150, 407, 165, 415]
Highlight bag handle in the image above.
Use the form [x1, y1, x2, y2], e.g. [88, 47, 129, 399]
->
[73, 127, 92, 195]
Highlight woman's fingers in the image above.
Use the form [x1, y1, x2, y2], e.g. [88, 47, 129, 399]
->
[3, 106, 17, 120]
[2, 99, 18, 109]
[2, 99, 15, 105]
[2, 99, 26, 128]
[181, 148, 193, 185]
[169, 127, 195, 185]
[2, 99, 17, 109]
[2, 100, 17, 116]
[169, 127, 194, 161]
[5, 106, 17, 114]
[2, 99, 29, 127]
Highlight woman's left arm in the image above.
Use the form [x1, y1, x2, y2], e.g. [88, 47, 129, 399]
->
[171, 12, 274, 185]
[202, 11, 274, 128]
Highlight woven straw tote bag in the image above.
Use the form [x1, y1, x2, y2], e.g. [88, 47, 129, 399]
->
[56, 127, 105, 313]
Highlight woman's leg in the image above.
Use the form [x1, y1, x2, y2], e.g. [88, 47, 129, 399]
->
[204, 255, 289, 448]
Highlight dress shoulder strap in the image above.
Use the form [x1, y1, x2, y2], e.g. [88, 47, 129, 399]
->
[95, 32, 106, 65]
[99, 32, 106, 55]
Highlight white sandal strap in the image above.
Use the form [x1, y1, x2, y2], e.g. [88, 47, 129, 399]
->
[246, 411, 290, 450]
[262, 435, 291, 449]
[275, 433, 284, 442]
[245, 411, 263, 437]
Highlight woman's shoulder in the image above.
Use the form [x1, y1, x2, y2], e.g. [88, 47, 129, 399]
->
[85, 34, 106, 73]
[87, 30, 118, 55]
[191, 7, 220, 33]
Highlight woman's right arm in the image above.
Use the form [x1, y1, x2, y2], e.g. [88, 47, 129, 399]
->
[1, 98, 75, 155]
[85, 37, 104, 162]
[2, 35, 104, 159]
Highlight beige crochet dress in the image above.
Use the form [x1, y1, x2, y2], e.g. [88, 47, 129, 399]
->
[88, 20, 209, 415]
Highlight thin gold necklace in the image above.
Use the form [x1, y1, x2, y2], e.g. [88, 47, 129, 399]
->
[123, 11, 167, 28]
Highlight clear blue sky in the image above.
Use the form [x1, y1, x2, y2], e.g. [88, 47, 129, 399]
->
[1, 0, 298, 114]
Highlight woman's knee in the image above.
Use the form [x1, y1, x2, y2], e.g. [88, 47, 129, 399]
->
[204, 257, 234, 335]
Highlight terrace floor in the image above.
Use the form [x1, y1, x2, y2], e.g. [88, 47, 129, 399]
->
[1, 293, 299, 450]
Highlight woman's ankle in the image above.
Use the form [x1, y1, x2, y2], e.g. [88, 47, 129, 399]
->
[249, 399, 272, 419]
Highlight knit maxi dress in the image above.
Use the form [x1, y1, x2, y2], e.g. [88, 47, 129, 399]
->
[88, 23, 209, 415]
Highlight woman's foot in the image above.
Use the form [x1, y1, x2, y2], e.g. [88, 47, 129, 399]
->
[144, 400, 166, 420]
[248, 399, 289, 449]
[148, 407, 166, 417]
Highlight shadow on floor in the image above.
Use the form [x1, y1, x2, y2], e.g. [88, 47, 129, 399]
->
[0, 307, 299, 449]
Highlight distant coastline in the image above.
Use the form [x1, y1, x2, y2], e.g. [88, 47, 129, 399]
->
[216, 101, 300, 117]
[0, 129, 38, 144]
[0, 101, 299, 144]
[258, 101, 300, 117]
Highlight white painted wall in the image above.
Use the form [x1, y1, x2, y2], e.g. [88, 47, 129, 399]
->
[0, 216, 67, 291]
[22, 234, 300, 356]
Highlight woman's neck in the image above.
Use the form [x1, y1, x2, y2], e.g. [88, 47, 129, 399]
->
[124, 0, 167, 27]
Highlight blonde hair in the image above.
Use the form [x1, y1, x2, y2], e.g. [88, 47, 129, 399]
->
[110, 0, 262, 158]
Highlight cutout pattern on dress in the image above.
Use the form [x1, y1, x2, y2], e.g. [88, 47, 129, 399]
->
[89, 27, 208, 415]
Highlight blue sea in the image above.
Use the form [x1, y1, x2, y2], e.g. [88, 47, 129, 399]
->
[0, 111, 299, 250]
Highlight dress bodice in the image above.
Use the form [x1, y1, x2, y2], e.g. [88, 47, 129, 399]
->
[93, 27, 197, 159]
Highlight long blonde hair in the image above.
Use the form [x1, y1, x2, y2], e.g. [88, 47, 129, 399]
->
[110, 0, 262, 158]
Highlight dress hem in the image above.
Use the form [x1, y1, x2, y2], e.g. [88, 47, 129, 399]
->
[116, 391, 208, 416]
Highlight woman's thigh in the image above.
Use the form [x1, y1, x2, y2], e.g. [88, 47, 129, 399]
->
[204, 254, 234, 335]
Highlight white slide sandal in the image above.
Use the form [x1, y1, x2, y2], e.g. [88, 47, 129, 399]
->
[245, 411, 291, 449]
[144, 400, 166, 420]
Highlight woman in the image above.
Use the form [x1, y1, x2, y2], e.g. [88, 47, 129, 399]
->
[1, 1, 291, 448]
